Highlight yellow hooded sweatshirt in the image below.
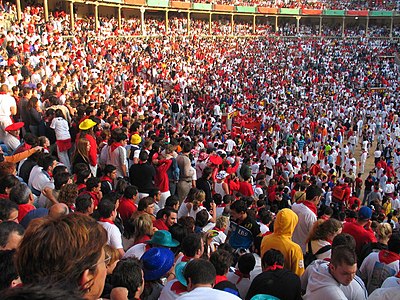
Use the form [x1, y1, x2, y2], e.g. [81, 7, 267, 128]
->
[260, 208, 305, 277]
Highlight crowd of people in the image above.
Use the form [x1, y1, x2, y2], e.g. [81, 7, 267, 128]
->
[0, 2, 400, 300]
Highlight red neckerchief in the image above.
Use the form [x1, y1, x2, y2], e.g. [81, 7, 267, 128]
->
[0, 91, 6, 94]
[264, 264, 284, 272]
[234, 269, 250, 284]
[77, 183, 86, 191]
[215, 275, 228, 284]
[99, 218, 114, 225]
[217, 203, 227, 208]
[302, 200, 317, 216]
[214, 227, 224, 232]
[171, 281, 187, 294]
[181, 255, 193, 262]
[110, 142, 122, 152]
[101, 176, 113, 183]
[379, 250, 400, 265]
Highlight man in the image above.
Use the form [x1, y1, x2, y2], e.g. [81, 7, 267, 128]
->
[3, 122, 24, 151]
[9, 183, 35, 222]
[228, 200, 260, 250]
[100, 164, 117, 195]
[153, 207, 177, 231]
[17, 86, 33, 133]
[28, 154, 57, 198]
[261, 208, 304, 277]
[0, 221, 24, 250]
[117, 185, 138, 224]
[110, 257, 145, 299]
[129, 151, 156, 199]
[0, 199, 19, 223]
[342, 206, 377, 257]
[176, 233, 204, 264]
[292, 184, 323, 253]
[176, 259, 241, 300]
[303, 245, 358, 299]
[246, 249, 301, 300]
[0, 84, 17, 142]
[98, 199, 125, 257]
[176, 142, 194, 202]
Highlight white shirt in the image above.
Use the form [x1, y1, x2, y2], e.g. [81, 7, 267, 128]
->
[292, 202, 317, 253]
[177, 287, 241, 300]
[98, 221, 123, 250]
[0, 93, 16, 116]
[50, 117, 71, 140]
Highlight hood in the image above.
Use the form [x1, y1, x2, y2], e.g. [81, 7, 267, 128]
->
[274, 208, 298, 237]
[306, 262, 339, 295]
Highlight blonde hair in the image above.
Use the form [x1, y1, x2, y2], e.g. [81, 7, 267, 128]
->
[193, 190, 206, 211]
[132, 213, 153, 243]
[377, 223, 392, 239]
[216, 216, 229, 230]
[104, 244, 121, 266]
[75, 138, 90, 162]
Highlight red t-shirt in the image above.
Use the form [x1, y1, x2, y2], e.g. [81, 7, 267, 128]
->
[342, 221, 377, 256]
[117, 198, 137, 222]
[238, 181, 254, 197]
[153, 218, 169, 231]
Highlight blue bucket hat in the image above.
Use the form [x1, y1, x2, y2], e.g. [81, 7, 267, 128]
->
[141, 247, 174, 281]
[175, 262, 187, 286]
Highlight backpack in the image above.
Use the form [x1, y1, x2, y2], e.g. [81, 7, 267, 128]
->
[128, 144, 140, 161]
[332, 185, 346, 202]
[304, 241, 331, 268]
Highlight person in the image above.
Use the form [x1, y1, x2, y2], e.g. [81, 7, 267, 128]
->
[123, 212, 154, 250]
[110, 257, 144, 300]
[245, 249, 301, 300]
[75, 193, 95, 216]
[176, 258, 241, 300]
[153, 208, 178, 231]
[137, 196, 156, 221]
[0, 221, 24, 250]
[358, 232, 400, 294]
[102, 132, 128, 178]
[359, 222, 392, 266]
[0, 249, 20, 291]
[176, 142, 195, 202]
[342, 206, 377, 257]
[0, 199, 18, 223]
[26, 97, 42, 137]
[9, 183, 35, 222]
[101, 164, 117, 195]
[14, 213, 107, 300]
[77, 118, 98, 177]
[196, 166, 213, 209]
[305, 218, 343, 261]
[98, 199, 125, 257]
[175, 233, 204, 264]
[228, 199, 260, 250]
[260, 208, 304, 277]
[303, 245, 358, 299]
[292, 184, 323, 253]
[129, 151, 156, 199]
[3, 122, 24, 151]
[50, 109, 72, 170]
[210, 250, 239, 296]
[118, 185, 138, 225]
[72, 138, 91, 173]
[227, 253, 256, 299]
[0, 84, 17, 143]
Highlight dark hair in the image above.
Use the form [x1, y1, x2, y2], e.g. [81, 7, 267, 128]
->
[178, 216, 195, 233]
[331, 245, 357, 267]
[139, 151, 148, 162]
[237, 253, 256, 274]
[39, 155, 57, 172]
[0, 175, 19, 194]
[184, 259, 216, 285]
[111, 258, 143, 298]
[98, 199, 116, 219]
[230, 200, 247, 214]
[75, 194, 93, 214]
[262, 249, 284, 269]
[165, 195, 179, 208]
[53, 172, 71, 190]
[195, 209, 209, 228]
[332, 233, 356, 250]
[169, 223, 189, 249]
[73, 163, 89, 175]
[388, 232, 400, 254]
[0, 250, 18, 291]
[0, 200, 18, 222]
[138, 197, 154, 212]
[181, 233, 203, 257]
[160, 207, 177, 219]
[104, 164, 116, 175]
[210, 249, 233, 275]
[306, 184, 323, 201]
[124, 185, 138, 199]
[9, 184, 31, 205]
[202, 167, 213, 179]
[86, 177, 100, 191]
[0, 222, 24, 249]
[182, 142, 192, 153]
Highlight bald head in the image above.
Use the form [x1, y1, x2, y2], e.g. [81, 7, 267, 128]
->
[49, 203, 69, 219]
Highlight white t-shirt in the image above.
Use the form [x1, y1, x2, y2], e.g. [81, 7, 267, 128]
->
[98, 221, 123, 250]
[0, 94, 16, 116]
[50, 117, 71, 140]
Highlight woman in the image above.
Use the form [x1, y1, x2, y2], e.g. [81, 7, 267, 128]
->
[26, 97, 43, 137]
[214, 170, 229, 198]
[124, 212, 154, 250]
[137, 196, 156, 221]
[78, 118, 98, 176]
[50, 109, 72, 170]
[72, 138, 91, 173]
[14, 213, 108, 300]
[359, 222, 392, 265]
[58, 183, 79, 212]
[306, 218, 343, 260]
